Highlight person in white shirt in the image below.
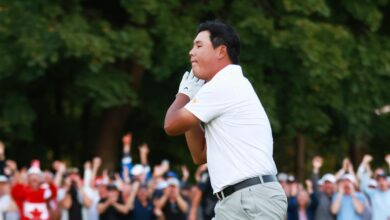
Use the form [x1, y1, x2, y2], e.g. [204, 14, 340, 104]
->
[164, 20, 287, 219]
[0, 175, 20, 220]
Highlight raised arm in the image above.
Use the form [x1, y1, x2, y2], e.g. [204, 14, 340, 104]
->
[311, 156, 322, 194]
[349, 183, 364, 214]
[139, 143, 149, 166]
[330, 184, 344, 214]
[174, 186, 189, 213]
[125, 181, 140, 211]
[386, 154, 390, 172]
[335, 158, 349, 180]
[90, 157, 102, 187]
[189, 186, 202, 220]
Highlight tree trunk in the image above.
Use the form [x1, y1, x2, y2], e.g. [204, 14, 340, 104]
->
[349, 134, 367, 168]
[95, 63, 145, 170]
[296, 130, 305, 183]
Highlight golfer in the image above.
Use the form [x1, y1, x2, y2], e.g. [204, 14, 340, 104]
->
[164, 20, 287, 219]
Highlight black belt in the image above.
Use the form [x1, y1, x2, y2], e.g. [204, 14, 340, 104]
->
[214, 175, 277, 200]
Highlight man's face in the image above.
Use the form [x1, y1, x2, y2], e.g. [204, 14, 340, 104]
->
[137, 187, 148, 201]
[341, 180, 353, 194]
[189, 31, 219, 81]
[377, 177, 388, 191]
[323, 181, 335, 195]
[28, 173, 41, 189]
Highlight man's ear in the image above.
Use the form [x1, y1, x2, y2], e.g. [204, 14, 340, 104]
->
[217, 45, 228, 60]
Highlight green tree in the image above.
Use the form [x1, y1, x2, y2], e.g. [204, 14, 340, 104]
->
[0, 0, 389, 178]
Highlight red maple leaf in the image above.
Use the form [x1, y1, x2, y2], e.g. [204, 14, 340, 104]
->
[29, 208, 42, 220]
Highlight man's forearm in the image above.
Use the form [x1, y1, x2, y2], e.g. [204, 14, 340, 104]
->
[185, 125, 207, 165]
[351, 195, 364, 214]
[113, 202, 129, 214]
[331, 194, 342, 214]
[164, 94, 190, 136]
[176, 194, 189, 213]
[154, 194, 169, 209]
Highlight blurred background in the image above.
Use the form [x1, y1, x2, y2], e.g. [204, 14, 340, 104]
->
[0, 0, 389, 182]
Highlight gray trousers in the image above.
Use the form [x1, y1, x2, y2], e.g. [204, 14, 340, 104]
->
[212, 182, 287, 220]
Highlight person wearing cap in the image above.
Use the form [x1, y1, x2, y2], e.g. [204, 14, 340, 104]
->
[124, 180, 164, 220]
[358, 154, 390, 220]
[154, 177, 189, 220]
[10, 160, 58, 220]
[331, 173, 365, 220]
[310, 156, 337, 220]
[164, 20, 286, 219]
[97, 183, 128, 220]
[57, 168, 84, 220]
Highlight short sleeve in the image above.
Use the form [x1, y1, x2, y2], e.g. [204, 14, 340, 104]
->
[185, 82, 232, 123]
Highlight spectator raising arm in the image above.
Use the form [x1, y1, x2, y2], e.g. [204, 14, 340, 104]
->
[124, 180, 140, 211]
[311, 156, 322, 194]
[335, 158, 350, 180]
[331, 183, 344, 215]
[91, 157, 102, 187]
[386, 154, 390, 171]
[349, 182, 364, 214]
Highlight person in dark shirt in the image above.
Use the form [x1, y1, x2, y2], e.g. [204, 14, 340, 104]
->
[98, 184, 127, 220]
[126, 181, 157, 220]
[154, 178, 189, 220]
[189, 166, 217, 220]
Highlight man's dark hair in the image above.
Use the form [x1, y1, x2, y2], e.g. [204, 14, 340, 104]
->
[197, 20, 240, 64]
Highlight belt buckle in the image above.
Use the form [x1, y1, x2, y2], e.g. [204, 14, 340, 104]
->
[259, 175, 264, 184]
[216, 191, 225, 200]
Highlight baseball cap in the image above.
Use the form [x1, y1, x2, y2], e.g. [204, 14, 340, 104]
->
[106, 184, 119, 191]
[166, 171, 178, 179]
[321, 173, 336, 184]
[368, 179, 378, 188]
[167, 178, 180, 187]
[156, 181, 168, 190]
[27, 160, 42, 175]
[0, 175, 8, 182]
[375, 173, 387, 180]
[288, 175, 295, 183]
[340, 173, 356, 183]
[131, 164, 145, 176]
[277, 173, 288, 182]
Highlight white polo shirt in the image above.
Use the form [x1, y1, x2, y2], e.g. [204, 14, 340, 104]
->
[185, 64, 277, 193]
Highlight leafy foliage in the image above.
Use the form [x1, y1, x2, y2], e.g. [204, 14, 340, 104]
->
[0, 0, 389, 173]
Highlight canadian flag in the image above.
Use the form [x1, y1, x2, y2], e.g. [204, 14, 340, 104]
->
[23, 202, 49, 220]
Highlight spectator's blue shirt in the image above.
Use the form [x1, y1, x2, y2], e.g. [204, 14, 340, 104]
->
[361, 173, 390, 220]
[128, 198, 155, 220]
[332, 192, 365, 220]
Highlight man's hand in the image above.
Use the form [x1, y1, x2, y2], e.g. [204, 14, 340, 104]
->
[181, 165, 189, 182]
[312, 156, 323, 173]
[93, 157, 102, 169]
[122, 133, 132, 145]
[342, 158, 351, 171]
[362, 154, 373, 164]
[139, 143, 149, 156]
[178, 70, 205, 100]
[385, 154, 390, 165]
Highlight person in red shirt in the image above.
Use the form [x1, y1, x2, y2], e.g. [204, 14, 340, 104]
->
[10, 160, 57, 220]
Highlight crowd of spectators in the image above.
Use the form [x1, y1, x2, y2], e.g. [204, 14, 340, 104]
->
[281, 155, 390, 220]
[0, 134, 389, 220]
[0, 134, 217, 220]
